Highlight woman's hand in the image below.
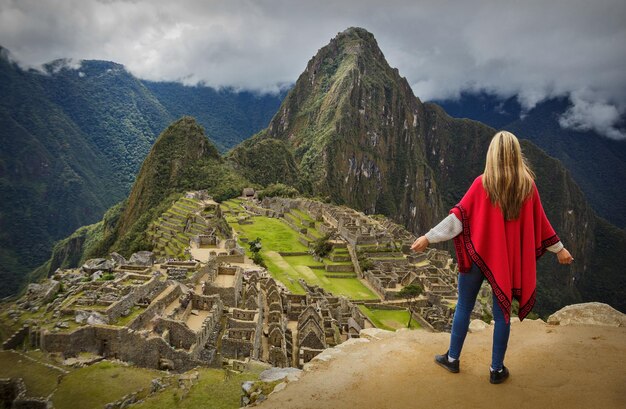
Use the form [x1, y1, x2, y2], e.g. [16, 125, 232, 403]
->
[557, 248, 574, 265]
[411, 236, 429, 252]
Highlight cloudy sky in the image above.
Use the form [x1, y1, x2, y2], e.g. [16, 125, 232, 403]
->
[1, 0, 625, 138]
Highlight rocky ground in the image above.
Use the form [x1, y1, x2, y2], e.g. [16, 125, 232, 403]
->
[255, 303, 625, 409]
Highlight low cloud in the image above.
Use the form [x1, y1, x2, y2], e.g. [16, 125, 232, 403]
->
[1, 0, 625, 138]
[559, 91, 625, 139]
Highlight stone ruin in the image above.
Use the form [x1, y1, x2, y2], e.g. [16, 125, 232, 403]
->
[257, 196, 459, 330]
[3, 191, 466, 378]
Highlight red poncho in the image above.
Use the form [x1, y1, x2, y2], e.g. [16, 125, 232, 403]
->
[450, 175, 560, 323]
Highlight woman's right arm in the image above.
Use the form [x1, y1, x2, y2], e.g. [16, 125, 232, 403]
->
[411, 214, 463, 252]
[425, 213, 462, 244]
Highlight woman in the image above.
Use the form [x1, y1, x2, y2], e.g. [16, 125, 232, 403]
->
[411, 131, 573, 384]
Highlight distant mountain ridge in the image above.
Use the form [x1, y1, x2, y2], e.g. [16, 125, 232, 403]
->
[31, 116, 250, 278]
[0, 47, 281, 297]
[434, 92, 626, 229]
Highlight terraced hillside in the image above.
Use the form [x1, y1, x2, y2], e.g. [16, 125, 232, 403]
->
[149, 195, 231, 259]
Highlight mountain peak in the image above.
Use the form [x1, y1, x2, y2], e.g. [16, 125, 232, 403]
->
[152, 116, 218, 158]
[232, 26, 439, 230]
[114, 116, 220, 239]
[334, 26, 377, 46]
[308, 26, 386, 72]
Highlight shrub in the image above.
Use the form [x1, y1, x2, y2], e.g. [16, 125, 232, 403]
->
[257, 183, 299, 200]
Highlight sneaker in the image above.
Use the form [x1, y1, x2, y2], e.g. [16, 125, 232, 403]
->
[489, 366, 510, 384]
[434, 351, 460, 373]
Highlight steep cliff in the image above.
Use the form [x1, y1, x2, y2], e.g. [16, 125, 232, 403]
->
[228, 27, 445, 233]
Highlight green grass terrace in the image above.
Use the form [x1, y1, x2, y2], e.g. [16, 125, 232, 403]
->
[358, 305, 421, 331]
[228, 213, 379, 301]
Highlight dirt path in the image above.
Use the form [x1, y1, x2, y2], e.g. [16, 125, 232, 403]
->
[257, 320, 626, 409]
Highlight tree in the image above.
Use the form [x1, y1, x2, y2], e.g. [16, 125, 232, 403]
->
[398, 284, 424, 328]
[249, 237, 262, 254]
[312, 233, 333, 258]
[249, 237, 266, 267]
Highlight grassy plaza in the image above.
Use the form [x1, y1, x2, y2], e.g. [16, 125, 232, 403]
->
[358, 305, 421, 331]
[223, 207, 379, 300]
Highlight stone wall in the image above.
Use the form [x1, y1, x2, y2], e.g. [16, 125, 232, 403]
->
[231, 308, 257, 321]
[215, 254, 245, 264]
[325, 264, 354, 272]
[299, 347, 324, 366]
[40, 325, 205, 371]
[0, 377, 48, 409]
[105, 276, 165, 323]
[0, 377, 22, 403]
[128, 285, 182, 331]
[221, 329, 257, 360]
[191, 302, 223, 357]
[205, 267, 242, 307]
[154, 295, 222, 356]
[324, 273, 357, 278]
[269, 345, 289, 368]
[2, 325, 29, 350]
[190, 293, 220, 311]
[155, 318, 196, 350]
[193, 261, 218, 285]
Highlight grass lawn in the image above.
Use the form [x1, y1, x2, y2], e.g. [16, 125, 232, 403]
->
[305, 227, 323, 238]
[0, 351, 63, 397]
[134, 367, 264, 409]
[227, 215, 379, 300]
[232, 216, 308, 253]
[52, 361, 160, 409]
[261, 251, 307, 294]
[268, 253, 378, 300]
[358, 305, 421, 331]
[0, 315, 20, 344]
[291, 208, 314, 222]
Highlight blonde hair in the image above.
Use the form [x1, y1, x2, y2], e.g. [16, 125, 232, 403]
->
[483, 131, 535, 220]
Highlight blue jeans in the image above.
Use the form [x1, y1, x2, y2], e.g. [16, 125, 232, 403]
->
[448, 263, 510, 370]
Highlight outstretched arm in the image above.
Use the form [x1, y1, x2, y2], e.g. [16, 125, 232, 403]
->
[411, 236, 429, 252]
[411, 213, 462, 252]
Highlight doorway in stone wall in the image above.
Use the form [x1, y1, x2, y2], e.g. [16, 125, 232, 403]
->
[99, 339, 109, 357]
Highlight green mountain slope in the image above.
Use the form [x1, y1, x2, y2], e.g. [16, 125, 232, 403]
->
[228, 27, 445, 233]
[142, 81, 283, 152]
[0, 48, 280, 296]
[0, 51, 123, 296]
[39, 59, 173, 190]
[35, 117, 250, 277]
